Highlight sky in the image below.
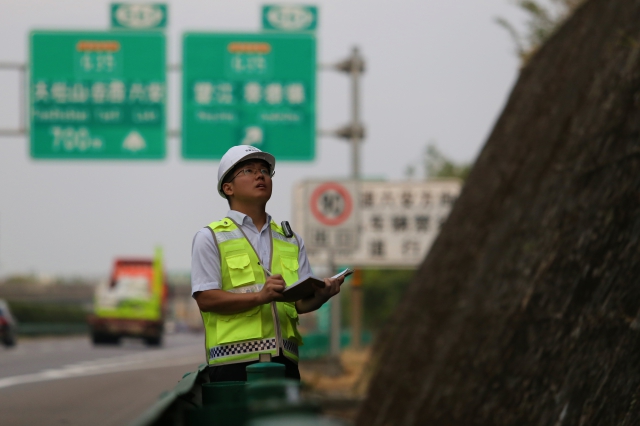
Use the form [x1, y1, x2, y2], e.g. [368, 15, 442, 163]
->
[0, 0, 525, 278]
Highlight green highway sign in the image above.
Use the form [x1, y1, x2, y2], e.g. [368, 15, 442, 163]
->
[262, 5, 318, 32]
[111, 3, 167, 30]
[30, 31, 166, 159]
[182, 32, 316, 160]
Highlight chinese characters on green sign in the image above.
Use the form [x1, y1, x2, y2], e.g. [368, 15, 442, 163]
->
[30, 31, 166, 159]
[182, 33, 316, 160]
[29, 30, 317, 161]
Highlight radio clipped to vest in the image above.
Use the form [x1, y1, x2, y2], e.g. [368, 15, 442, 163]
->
[281, 221, 294, 238]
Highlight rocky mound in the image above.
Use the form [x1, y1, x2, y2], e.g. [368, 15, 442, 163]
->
[357, 1, 640, 424]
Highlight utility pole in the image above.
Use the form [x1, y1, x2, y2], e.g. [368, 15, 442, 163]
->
[326, 47, 366, 356]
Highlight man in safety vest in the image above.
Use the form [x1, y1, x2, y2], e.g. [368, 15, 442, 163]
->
[191, 145, 344, 382]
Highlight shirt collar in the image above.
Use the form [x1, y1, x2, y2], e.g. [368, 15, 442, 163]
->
[227, 210, 272, 230]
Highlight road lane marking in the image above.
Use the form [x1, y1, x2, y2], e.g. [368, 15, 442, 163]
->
[0, 345, 205, 390]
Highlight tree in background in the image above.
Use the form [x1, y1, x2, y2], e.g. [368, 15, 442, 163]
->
[424, 143, 471, 181]
[341, 269, 415, 332]
[405, 142, 471, 181]
[496, 0, 586, 64]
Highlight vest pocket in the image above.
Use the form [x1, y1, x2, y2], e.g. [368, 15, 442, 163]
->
[226, 253, 255, 287]
[280, 302, 302, 343]
[216, 306, 262, 344]
[280, 255, 299, 285]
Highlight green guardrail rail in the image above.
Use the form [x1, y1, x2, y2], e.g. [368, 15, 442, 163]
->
[130, 361, 348, 426]
[130, 363, 209, 426]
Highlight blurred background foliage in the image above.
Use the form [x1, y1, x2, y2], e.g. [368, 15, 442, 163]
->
[341, 269, 415, 331]
[8, 301, 87, 323]
[0, 275, 92, 329]
[496, 0, 586, 64]
[405, 142, 471, 181]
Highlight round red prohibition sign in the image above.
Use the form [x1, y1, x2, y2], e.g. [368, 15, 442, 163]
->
[310, 182, 353, 226]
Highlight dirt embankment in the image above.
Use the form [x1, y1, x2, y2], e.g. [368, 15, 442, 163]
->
[357, 0, 640, 424]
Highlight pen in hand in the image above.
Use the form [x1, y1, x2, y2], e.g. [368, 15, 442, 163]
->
[258, 262, 272, 277]
[259, 262, 287, 297]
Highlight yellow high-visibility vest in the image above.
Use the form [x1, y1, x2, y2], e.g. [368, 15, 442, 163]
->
[201, 217, 303, 366]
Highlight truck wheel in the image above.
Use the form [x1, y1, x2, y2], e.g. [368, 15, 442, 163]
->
[92, 333, 120, 345]
[91, 332, 106, 345]
[2, 333, 16, 347]
[144, 336, 162, 347]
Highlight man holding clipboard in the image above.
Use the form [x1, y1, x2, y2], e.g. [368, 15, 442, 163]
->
[191, 145, 346, 382]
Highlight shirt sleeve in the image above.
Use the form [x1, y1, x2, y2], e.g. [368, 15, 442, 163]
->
[191, 227, 222, 297]
[295, 232, 314, 279]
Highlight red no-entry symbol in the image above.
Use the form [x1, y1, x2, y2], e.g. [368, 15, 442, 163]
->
[310, 182, 353, 226]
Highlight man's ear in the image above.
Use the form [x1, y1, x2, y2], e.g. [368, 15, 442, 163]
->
[222, 182, 234, 197]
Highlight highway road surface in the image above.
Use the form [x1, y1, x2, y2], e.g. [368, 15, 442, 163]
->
[0, 333, 206, 426]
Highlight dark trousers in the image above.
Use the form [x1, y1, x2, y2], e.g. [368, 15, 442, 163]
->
[208, 355, 300, 382]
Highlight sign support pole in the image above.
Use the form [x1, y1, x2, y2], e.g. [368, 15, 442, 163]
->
[318, 46, 367, 356]
[350, 269, 363, 350]
[350, 46, 363, 180]
[324, 46, 367, 354]
[329, 251, 341, 359]
[348, 47, 364, 350]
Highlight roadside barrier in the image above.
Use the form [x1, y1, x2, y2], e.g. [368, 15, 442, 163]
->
[130, 364, 209, 426]
[130, 361, 346, 426]
[17, 322, 88, 336]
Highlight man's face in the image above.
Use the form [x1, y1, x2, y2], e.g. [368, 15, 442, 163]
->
[223, 160, 273, 204]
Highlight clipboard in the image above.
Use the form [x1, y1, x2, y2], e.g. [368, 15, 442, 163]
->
[282, 275, 325, 302]
[282, 268, 353, 302]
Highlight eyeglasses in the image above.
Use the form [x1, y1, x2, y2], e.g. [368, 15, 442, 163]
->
[229, 167, 275, 182]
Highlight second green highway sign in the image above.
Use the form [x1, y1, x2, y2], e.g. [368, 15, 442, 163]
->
[182, 32, 316, 161]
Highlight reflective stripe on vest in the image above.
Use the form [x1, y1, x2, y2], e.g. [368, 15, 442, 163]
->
[201, 218, 302, 366]
[270, 229, 297, 245]
[209, 337, 299, 361]
[214, 228, 244, 243]
[227, 283, 263, 294]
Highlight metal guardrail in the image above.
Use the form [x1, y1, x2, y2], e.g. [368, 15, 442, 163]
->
[130, 363, 208, 426]
[130, 361, 348, 426]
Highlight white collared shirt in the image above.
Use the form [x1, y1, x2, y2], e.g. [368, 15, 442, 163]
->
[191, 210, 313, 296]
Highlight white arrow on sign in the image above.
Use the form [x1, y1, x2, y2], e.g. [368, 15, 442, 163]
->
[122, 130, 146, 152]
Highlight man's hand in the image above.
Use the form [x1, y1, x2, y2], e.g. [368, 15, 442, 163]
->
[296, 275, 344, 314]
[314, 276, 343, 303]
[194, 274, 286, 314]
[258, 274, 286, 304]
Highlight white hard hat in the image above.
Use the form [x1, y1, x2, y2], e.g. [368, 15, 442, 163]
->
[217, 145, 276, 198]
